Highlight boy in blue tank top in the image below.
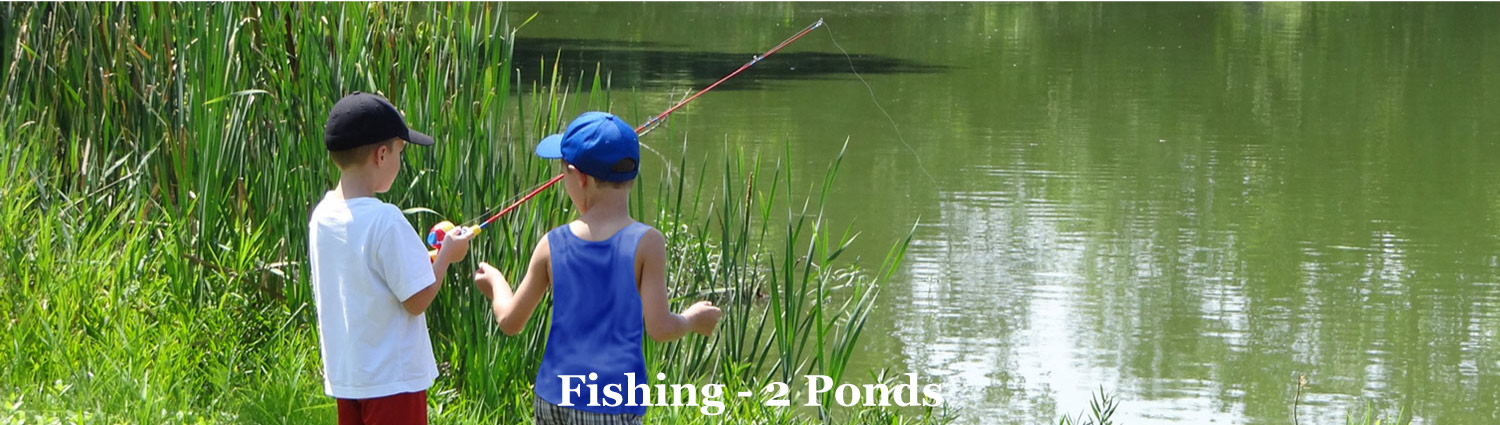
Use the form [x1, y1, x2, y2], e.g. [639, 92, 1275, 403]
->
[472, 111, 722, 424]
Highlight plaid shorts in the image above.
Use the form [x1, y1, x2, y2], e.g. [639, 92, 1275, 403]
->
[533, 395, 644, 425]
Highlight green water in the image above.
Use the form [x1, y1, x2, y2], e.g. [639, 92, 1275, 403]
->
[508, 3, 1500, 424]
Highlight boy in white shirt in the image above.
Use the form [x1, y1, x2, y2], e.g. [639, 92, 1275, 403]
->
[309, 92, 472, 425]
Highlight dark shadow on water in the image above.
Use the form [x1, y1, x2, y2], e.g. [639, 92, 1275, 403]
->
[510, 37, 946, 92]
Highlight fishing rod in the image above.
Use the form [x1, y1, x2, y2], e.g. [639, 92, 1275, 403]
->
[427, 18, 825, 260]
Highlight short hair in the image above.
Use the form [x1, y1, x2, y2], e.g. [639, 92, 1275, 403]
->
[329, 138, 398, 169]
[566, 159, 637, 189]
[602, 158, 637, 188]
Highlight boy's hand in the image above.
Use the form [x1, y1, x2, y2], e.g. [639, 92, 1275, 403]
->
[473, 261, 509, 300]
[683, 301, 722, 336]
[435, 226, 473, 264]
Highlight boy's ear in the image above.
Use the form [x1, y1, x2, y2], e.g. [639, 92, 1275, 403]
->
[364, 144, 383, 167]
[372, 138, 399, 165]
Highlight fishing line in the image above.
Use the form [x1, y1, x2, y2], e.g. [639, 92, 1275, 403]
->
[822, 21, 938, 188]
[453, 175, 560, 229]
[635, 90, 692, 184]
[442, 20, 925, 240]
[426, 19, 827, 258]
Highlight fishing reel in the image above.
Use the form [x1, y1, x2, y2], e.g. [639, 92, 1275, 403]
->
[426, 220, 480, 262]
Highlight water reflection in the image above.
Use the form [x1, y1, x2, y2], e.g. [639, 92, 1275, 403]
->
[511, 37, 946, 92]
[861, 3, 1500, 424]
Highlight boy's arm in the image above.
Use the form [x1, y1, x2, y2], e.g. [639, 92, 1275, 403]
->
[401, 228, 472, 315]
[638, 229, 721, 342]
[473, 237, 551, 335]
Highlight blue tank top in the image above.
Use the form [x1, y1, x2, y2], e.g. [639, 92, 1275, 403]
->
[535, 221, 651, 415]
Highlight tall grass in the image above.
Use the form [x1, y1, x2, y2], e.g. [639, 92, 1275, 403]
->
[0, 3, 934, 424]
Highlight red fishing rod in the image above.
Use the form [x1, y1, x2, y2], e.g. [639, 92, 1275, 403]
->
[427, 18, 825, 259]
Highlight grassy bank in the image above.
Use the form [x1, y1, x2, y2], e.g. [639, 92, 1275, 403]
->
[0, 3, 940, 424]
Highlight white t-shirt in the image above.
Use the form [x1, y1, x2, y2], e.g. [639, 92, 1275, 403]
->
[309, 192, 438, 399]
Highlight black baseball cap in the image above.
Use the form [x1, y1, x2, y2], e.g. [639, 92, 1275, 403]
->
[323, 92, 435, 151]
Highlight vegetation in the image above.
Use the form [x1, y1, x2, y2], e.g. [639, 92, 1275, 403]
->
[1053, 387, 1405, 425]
[1055, 388, 1117, 425]
[0, 3, 938, 424]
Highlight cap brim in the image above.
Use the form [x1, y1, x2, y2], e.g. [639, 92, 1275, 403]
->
[535, 134, 564, 159]
[405, 129, 436, 146]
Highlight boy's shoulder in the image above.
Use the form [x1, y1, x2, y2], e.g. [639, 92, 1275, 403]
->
[311, 197, 426, 268]
[637, 221, 662, 237]
[311, 195, 408, 231]
[633, 221, 666, 254]
[622, 220, 664, 245]
[543, 220, 663, 254]
[548, 219, 658, 236]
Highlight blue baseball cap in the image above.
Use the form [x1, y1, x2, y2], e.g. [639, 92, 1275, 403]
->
[536, 111, 640, 182]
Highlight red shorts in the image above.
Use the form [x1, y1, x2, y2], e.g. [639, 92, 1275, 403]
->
[336, 390, 427, 425]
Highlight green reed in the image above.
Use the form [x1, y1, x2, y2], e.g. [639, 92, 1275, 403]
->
[0, 3, 931, 424]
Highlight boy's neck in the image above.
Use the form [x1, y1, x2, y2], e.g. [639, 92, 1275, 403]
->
[571, 189, 634, 236]
[334, 171, 377, 200]
[577, 191, 631, 223]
